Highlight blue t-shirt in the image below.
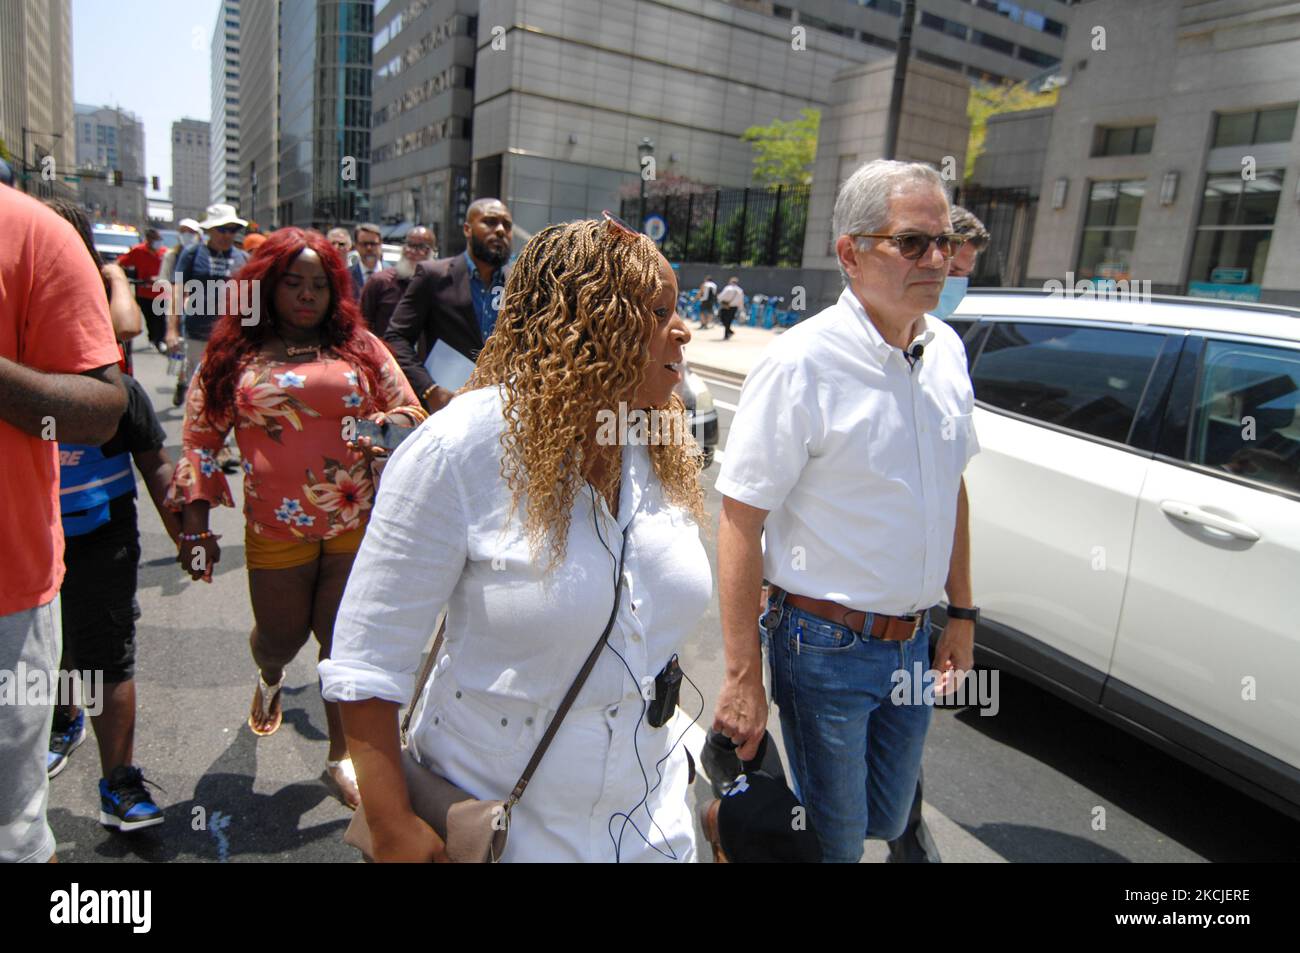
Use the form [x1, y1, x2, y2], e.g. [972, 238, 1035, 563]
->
[175, 242, 249, 341]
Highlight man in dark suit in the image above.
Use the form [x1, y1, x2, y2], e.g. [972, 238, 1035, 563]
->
[384, 198, 513, 413]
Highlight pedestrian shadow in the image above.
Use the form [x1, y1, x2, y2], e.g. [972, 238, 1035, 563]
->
[52, 719, 352, 863]
[280, 684, 329, 743]
[953, 822, 1128, 863]
[137, 541, 246, 597]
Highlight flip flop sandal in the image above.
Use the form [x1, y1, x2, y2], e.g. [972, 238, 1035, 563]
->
[248, 670, 285, 737]
[323, 757, 361, 811]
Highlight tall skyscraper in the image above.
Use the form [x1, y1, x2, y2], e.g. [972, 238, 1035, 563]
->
[209, 0, 240, 207]
[277, 0, 375, 229]
[74, 103, 147, 225]
[239, 0, 278, 226]
[172, 119, 211, 223]
[0, 0, 76, 196]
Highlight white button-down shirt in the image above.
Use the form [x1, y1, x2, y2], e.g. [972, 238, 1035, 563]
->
[320, 387, 711, 862]
[715, 286, 978, 615]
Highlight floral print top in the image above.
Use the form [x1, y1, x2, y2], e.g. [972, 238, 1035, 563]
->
[165, 330, 421, 541]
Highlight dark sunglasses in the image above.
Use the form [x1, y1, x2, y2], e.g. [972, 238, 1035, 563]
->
[601, 209, 638, 237]
[405, 242, 432, 252]
[851, 231, 966, 261]
[214, 225, 242, 234]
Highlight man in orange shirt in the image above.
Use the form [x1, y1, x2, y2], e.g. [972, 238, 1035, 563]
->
[117, 229, 165, 352]
[0, 186, 126, 863]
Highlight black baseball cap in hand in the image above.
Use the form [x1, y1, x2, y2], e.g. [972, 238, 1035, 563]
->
[711, 731, 822, 863]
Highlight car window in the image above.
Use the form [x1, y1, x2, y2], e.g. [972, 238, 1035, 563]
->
[972, 322, 1164, 443]
[1190, 340, 1300, 494]
[941, 318, 980, 367]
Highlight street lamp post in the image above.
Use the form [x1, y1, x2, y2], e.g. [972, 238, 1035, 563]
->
[637, 137, 655, 232]
[20, 126, 65, 195]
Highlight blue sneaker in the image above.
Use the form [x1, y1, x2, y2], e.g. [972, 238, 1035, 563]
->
[99, 766, 164, 832]
[47, 709, 86, 778]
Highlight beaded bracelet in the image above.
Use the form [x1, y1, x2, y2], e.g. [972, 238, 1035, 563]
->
[178, 530, 216, 542]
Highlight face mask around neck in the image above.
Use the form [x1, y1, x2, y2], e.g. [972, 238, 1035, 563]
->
[931, 275, 969, 320]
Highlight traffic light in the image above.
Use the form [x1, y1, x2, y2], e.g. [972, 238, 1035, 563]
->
[151, 176, 159, 191]
[113, 169, 123, 186]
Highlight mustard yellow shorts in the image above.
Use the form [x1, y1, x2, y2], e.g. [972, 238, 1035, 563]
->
[244, 524, 366, 571]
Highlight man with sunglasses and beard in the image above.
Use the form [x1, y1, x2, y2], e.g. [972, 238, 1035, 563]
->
[713, 160, 980, 864]
[360, 227, 435, 340]
[384, 199, 512, 414]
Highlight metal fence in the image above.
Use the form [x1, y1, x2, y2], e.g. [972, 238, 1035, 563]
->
[621, 184, 810, 267]
[951, 185, 1037, 288]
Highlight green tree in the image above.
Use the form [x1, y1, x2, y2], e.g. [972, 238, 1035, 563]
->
[966, 80, 1059, 180]
[741, 108, 820, 187]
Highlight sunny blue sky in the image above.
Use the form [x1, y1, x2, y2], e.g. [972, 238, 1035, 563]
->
[72, 0, 222, 199]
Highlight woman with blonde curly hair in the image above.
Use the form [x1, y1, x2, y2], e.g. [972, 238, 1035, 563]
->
[320, 215, 708, 862]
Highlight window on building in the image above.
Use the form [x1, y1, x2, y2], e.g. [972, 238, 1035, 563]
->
[799, 13, 852, 36]
[966, 65, 1007, 85]
[920, 11, 968, 40]
[1076, 179, 1146, 281]
[916, 49, 965, 72]
[860, 0, 903, 14]
[1188, 169, 1284, 287]
[972, 30, 1015, 56]
[1016, 45, 1059, 68]
[974, 0, 1067, 36]
[771, 4, 793, 19]
[1092, 123, 1155, 157]
[860, 31, 897, 50]
[1212, 106, 1298, 148]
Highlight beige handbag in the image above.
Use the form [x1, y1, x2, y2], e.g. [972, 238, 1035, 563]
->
[344, 528, 629, 863]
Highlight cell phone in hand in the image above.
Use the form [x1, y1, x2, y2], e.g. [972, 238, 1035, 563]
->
[354, 417, 417, 453]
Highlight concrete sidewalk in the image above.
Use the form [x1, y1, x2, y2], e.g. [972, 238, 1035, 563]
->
[682, 318, 785, 384]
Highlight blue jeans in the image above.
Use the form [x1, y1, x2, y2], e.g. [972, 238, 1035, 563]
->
[764, 591, 934, 863]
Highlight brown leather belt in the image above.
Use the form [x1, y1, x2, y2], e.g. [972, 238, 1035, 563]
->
[772, 588, 927, 642]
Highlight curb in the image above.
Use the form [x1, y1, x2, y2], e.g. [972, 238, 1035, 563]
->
[686, 363, 747, 388]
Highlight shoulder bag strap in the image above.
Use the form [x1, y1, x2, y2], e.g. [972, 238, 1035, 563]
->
[400, 617, 445, 746]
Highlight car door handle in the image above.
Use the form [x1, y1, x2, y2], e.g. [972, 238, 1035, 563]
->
[1160, 501, 1260, 542]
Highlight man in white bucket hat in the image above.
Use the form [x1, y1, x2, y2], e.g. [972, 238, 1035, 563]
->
[165, 204, 249, 409]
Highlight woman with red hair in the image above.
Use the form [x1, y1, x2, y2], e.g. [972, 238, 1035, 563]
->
[166, 228, 424, 808]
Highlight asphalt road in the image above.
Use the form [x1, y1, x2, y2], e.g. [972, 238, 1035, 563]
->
[44, 344, 1300, 862]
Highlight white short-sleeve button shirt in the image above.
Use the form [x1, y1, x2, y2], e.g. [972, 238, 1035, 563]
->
[715, 286, 979, 616]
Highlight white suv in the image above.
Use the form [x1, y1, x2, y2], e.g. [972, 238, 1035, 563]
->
[945, 289, 1300, 821]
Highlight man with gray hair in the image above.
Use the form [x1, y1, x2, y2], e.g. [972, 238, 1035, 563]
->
[711, 159, 980, 863]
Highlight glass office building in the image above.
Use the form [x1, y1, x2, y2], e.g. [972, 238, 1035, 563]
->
[277, 0, 375, 228]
